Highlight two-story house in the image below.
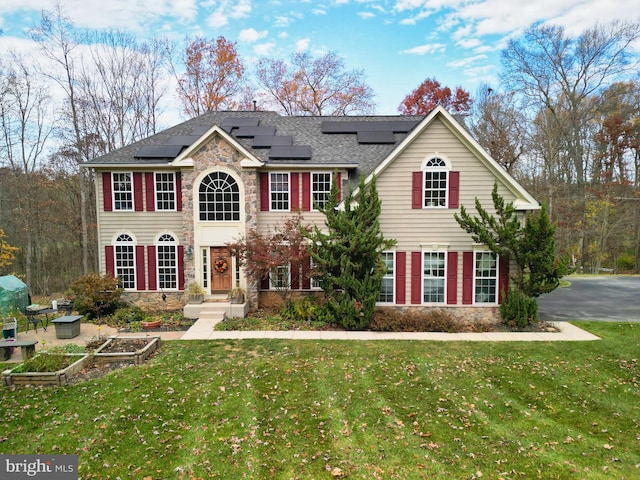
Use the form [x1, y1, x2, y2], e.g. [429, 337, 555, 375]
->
[83, 106, 539, 322]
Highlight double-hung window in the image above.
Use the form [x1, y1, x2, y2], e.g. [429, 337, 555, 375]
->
[378, 251, 395, 303]
[270, 173, 289, 211]
[155, 173, 176, 211]
[270, 264, 290, 289]
[423, 251, 445, 303]
[157, 234, 177, 290]
[115, 234, 135, 289]
[312, 173, 332, 210]
[475, 251, 498, 303]
[113, 173, 133, 211]
[423, 157, 448, 207]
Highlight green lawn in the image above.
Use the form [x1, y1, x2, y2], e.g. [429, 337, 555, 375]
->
[1, 321, 639, 479]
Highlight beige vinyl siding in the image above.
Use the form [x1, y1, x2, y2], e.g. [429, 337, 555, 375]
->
[376, 117, 523, 304]
[96, 171, 183, 275]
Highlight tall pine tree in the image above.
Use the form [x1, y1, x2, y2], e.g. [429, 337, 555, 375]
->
[305, 175, 395, 330]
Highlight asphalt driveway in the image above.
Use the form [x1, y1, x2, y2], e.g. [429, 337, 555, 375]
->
[537, 275, 640, 322]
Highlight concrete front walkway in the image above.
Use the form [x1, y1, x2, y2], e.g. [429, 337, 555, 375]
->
[179, 319, 600, 342]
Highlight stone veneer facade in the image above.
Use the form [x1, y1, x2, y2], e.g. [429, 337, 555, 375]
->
[179, 133, 260, 308]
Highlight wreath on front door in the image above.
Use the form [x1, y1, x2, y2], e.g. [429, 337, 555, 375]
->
[214, 258, 229, 274]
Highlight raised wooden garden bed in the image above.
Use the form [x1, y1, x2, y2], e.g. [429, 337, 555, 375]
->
[93, 335, 161, 366]
[2, 354, 91, 387]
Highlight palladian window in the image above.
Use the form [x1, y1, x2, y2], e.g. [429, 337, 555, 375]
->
[199, 172, 240, 221]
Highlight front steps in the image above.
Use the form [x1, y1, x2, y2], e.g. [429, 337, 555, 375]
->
[183, 300, 249, 320]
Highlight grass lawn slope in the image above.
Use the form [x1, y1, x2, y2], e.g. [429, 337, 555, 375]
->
[1, 321, 639, 479]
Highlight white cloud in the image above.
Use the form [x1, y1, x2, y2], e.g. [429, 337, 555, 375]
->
[401, 43, 446, 55]
[273, 16, 290, 28]
[254, 42, 276, 56]
[296, 38, 310, 51]
[358, 12, 376, 20]
[239, 28, 268, 43]
[312, 8, 327, 15]
[205, 0, 251, 28]
[446, 54, 488, 69]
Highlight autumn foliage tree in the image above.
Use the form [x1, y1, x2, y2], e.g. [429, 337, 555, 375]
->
[177, 36, 245, 117]
[399, 78, 472, 116]
[0, 229, 18, 275]
[227, 213, 312, 305]
[256, 51, 376, 115]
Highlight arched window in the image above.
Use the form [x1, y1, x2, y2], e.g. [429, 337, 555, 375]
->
[422, 157, 450, 207]
[157, 234, 177, 290]
[115, 234, 135, 289]
[199, 172, 240, 221]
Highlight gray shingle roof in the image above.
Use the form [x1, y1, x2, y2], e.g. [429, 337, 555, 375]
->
[84, 111, 424, 180]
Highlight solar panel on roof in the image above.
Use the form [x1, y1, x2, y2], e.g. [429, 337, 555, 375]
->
[134, 145, 183, 158]
[190, 126, 211, 136]
[236, 126, 276, 138]
[357, 131, 396, 144]
[165, 135, 201, 146]
[269, 145, 312, 159]
[321, 121, 359, 133]
[221, 117, 261, 128]
[252, 135, 293, 148]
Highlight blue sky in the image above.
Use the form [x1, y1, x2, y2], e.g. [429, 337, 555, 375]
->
[0, 0, 638, 121]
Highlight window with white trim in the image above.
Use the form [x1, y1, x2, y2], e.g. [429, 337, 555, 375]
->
[423, 251, 445, 303]
[475, 251, 498, 303]
[202, 248, 208, 289]
[423, 157, 448, 207]
[270, 264, 290, 289]
[115, 234, 135, 289]
[113, 173, 133, 211]
[270, 173, 289, 211]
[378, 251, 395, 303]
[312, 172, 332, 210]
[157, 234, 177, 290]
[199, 172, 240, 221]
[155, 172, 176, 211]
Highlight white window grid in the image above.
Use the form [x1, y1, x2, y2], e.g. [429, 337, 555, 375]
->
[155, 172, 176, 211]
[378, 251, 395, 303]
[199, 172, 240, 221]
[312, 172, 332, 210]
[423, 157, 448, 207]
[113, 172, 133, 211]
[423, 251, 446, 303]
[115, 234, 135, 289]
[270, 173, 290, 211]
[157, 234, 177, 290]
[270, 264, 290, 289]
[474, 251, 498, 304]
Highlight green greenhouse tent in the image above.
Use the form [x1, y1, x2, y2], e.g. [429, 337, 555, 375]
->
[0, 275, 29, 316]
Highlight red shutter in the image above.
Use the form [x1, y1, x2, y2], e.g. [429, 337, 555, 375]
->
[449, 171, 459, 209]
[411, 251, 422, 304]
[336, 172, 342, 202]
[261, 274, 270, 290]
[147, 246, 157, 291]
[446, 251, 458, 305]
[145, 172, 155, 212]
[136, 245, 146, 290]
[395, 251, 406, 304]
[133, 172, 143, 211]
[260, 172, 269, 211]
[412, 172, 422, 209]
[498, 255, 509, 304]
[302, 173, 311, 211]
[178, 245, 185, 290]
[302, 257, 311, 289]
[103, 172, 113, 211]
[462, 251, 474, 304]
[291, 261, 300, 289]
[105, 245, 115, 276]
[176, 172, 182, 211]
[291, 172, 299, 211]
